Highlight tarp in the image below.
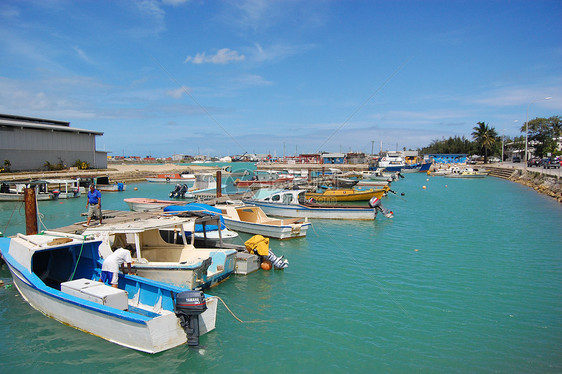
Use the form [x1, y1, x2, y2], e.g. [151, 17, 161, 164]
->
[244, 235, 269, 256]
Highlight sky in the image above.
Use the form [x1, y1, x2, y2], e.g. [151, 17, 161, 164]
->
[1, 0, 561, 158]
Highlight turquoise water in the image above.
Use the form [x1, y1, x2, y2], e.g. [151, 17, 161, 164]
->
[1, 168, 561, 373]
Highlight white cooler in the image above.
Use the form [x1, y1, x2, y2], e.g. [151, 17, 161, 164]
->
[61, 278, 129, 310]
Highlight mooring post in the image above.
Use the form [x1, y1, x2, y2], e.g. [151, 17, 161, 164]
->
[24, 187, 38, 235]
[216, 170, 222, 198]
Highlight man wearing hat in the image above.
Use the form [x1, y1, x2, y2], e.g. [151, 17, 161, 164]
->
[85, 184, 102, 226]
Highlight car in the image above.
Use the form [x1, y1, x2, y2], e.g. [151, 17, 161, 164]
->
[542, 158, 561, 169]
[527, 158, 541, 167]
[512, 156, 521, 163]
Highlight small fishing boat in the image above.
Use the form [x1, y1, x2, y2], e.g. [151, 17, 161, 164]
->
[0, 232, 217, 353]
[216, 204, 311, 240]
[86, 176, 126, 192]
[444, 167, 488, 178]
[305, 185, 390, 202]
[146, 172, 196, 183]
[0, 181, 55, 201]
[234, 170, 295, 188]
[170, 173, 226, 199]
[84, 216, 237, 290]
[124, 197, 189, 212]
[43, 178, 81, 199]
[244, 189, 380, 220]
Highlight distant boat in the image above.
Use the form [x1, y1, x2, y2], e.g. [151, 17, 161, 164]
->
[375, 152, 405, 172]
[43, 178, 81, 199]
[0, 181, 55, 201]
[245, 189, 380, 220]
[444, 167, 488, 178]
[146, 172, 196, 183]
[81, 176, 126, 192]
[234, 170, 296, 188]
[0, 232, 217, 353]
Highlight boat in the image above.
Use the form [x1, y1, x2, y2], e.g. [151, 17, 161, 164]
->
[124, 197, 190, 212]
[374, 152, 406, 172]
[170, 173, 226, 199]
[216, 204, 311, 240]
[234, 170, 295, 188]
[444, 168, 488, 178]
[84, 216, 237, 290]
[80, 176, 126, 192]
[401, 163, 432, 173]
[162, 204, 239, 246]
[0, 231, 217, 353]
[305, 185, 390, 202]
[43, 178, 81, 199]
[244, 189, 380, 220]
[0, 181, 55, 201]
[146, 172, 196, 183]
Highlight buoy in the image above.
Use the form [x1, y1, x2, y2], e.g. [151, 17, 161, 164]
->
[445, 185, 448, 188]
[422, 186, 426, 189]
[426, 178, 429, 181]
[261, 261, 272, 271]
[0, 280, 4, 286]
[134, 187, 138, 191]
[415, 249, 419, 252]
[401, 192, 405, 196]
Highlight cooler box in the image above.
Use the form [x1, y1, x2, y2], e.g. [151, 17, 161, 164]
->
[235, 252, 260, 275]
[61, 278, 100, 298]
[81, 284, 129, 310]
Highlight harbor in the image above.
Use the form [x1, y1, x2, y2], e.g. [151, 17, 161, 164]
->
[1, 163, 561, 372]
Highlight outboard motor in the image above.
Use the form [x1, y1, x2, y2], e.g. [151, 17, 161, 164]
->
[175, 290, 207, 347]
[179, 184, 188, 198]
[51, 190, 60, 200]
[170, 184, 181, 198]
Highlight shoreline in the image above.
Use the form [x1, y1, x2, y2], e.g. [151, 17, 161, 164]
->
[1, 162, 560, 202]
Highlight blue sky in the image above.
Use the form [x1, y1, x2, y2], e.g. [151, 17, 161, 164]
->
[1, 0, 561, 157]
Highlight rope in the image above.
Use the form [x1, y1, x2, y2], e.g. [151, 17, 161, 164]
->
[2, 200, 22, 234]
[69, 235, 87, 281]
[215, 296, 280, 324]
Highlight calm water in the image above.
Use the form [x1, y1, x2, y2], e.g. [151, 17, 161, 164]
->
[1, 167, 561, 373]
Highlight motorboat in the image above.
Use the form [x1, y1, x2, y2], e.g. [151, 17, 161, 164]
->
[146, 172, 196, 183]
[0, 232, 217, 353]
[244, 189, 380, 220]
[0, 181, 55, 201]
[124, 197, 189, 212]
[305, 185, 389, 202]
[234, 170, 296, 188]
[444, 167, 489, 178]
[83, 216, 237, 290]
[216, 204, 311, 240]
[43, 178, 81, 199]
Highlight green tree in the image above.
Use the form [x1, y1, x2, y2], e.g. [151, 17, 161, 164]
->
[471, 122, 497, 163]
[521, 116, 562, 157]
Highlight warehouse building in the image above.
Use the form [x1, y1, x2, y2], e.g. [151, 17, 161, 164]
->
[0, 114, 107, 171]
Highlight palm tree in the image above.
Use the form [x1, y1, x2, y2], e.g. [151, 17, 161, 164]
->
[471, 122, 498, 163]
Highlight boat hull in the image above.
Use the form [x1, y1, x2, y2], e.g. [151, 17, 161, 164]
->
[223, 218, 311, 239]
[247, 201, 377, 220]
[305, 187, 387, 202]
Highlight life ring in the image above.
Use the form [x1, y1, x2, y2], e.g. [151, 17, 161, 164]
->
[166, 177, 170, 182]
[382, 157, 387, 161]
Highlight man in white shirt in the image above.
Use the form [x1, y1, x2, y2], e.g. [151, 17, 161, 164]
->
[100, 248, 134, 288]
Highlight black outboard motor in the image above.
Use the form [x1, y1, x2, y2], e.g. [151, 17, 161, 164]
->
[175, 290, 207, 346]
[179, 184, 188, 198]
[170, 184, 181, 198]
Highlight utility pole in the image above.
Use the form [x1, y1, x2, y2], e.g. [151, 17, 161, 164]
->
[371, 140, 374, 155]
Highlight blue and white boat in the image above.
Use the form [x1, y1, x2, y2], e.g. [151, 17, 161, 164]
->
[244, 189, 379, 220]
[0, 232, 217, 353]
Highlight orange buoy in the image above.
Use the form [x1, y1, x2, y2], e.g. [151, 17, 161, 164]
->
[134, 187, 138, 191]
[422, 185, 427, 189]
[261, 261, 272, 270]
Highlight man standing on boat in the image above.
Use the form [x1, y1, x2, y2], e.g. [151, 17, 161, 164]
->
[85, 184, 102, 226]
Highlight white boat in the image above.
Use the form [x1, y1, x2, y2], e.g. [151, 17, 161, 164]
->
[375, 152, 406, 172]
[0, 232, 217, 353]
[244, 189, 379, 220]
[146, 172, 196, 183]
[124, 197, 189, 212]
[43, 178, 81, 199]
[170, 173, 226, 199]
[83, 216, 237, 290]
[216, 204, 311, 239]
[92, 176, 126, 192]
[444, 167, 488, 178]
[0, 181, 54, 201]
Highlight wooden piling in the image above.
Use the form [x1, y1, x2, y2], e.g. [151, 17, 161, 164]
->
[24, 187, 38, 235]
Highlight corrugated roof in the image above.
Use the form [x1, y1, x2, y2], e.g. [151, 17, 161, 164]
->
[0, 114, 103, 135]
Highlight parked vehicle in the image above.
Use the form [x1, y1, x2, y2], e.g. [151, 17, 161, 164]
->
[527, 158, 541, 167]
[512, 156, 521, 163]
[542, 158, 561, 169]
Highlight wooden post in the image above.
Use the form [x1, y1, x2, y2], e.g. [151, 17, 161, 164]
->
[24, 187, 38, 235]
[216, 170, 222, 198]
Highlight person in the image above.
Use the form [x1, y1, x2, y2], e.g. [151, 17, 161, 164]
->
[85, 184, 102, 226]
[100, 247, 134, 288]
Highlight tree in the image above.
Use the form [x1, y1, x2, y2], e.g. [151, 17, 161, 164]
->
[521, 116, 562, 157]
[471, 122, 497, 163]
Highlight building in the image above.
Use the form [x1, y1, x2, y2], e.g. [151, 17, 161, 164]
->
[0, 114, 107, 171]
[424, 153, 468, 164]
[321, 153, 345, 164]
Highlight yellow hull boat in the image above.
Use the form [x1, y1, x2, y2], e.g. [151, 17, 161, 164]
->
[305, 185, 389, 202]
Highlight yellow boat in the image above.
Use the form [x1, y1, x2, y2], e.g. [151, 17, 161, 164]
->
[305, 185, 389, 202]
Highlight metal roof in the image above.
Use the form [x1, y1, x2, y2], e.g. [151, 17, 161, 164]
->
[0, 113, 103, 135]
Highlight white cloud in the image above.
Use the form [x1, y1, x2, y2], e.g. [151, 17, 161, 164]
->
[73, 46, 94, 65]
[166, 85, 190, 98]
[162, 0, 190, 6]
[185, 48, 245, 64]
